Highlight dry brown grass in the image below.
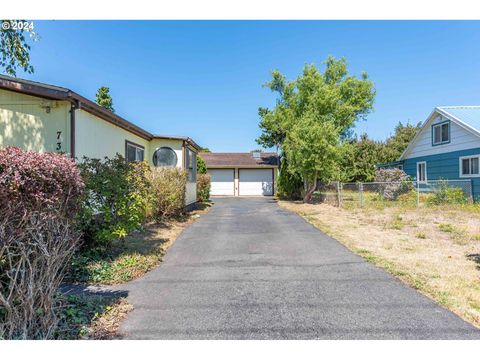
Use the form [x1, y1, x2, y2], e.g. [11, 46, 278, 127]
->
[88, 297, 134, 339]
[278, 200, 480, 328]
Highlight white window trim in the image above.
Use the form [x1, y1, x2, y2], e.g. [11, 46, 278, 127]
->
[416, 161, 427, 183]
[432, 122, 450, 145]
[126, 141, 144, 162]
[459, 155, 480, 178]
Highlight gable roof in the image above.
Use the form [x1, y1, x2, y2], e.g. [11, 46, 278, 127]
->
[399, 106, 480, 160]
[0, 75, 200, 150]
[199, 152, 279, 168]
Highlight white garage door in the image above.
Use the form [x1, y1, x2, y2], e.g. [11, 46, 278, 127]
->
[209, 169, 235, 196]
[239, 169, 273, 196]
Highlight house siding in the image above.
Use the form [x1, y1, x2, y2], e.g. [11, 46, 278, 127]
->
[75, 109, 150, 160]
[404, 114, 480, 159]
[403, 148, 480, 199]
[0, 88, 71, 154]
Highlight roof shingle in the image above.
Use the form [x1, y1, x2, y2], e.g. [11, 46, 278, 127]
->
[199, 152, 279, 168]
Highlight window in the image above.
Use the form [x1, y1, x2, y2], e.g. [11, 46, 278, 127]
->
[417, 161, 427, 183]
[185, 147, 197, 182]
[125, 141, 144, 162]
[153, 147, 177, 167]
[432, 121, 450, 145]
[460, 155, 480, 177]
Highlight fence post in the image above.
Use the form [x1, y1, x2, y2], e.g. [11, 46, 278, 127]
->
[416, 181, 420, 208]
[359, 182, 364, 207]
[336, 181, 342, 208]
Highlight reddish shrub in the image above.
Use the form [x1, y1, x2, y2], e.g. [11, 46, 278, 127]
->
[0, 147, 84, 339]
[0, 147, 84, 212]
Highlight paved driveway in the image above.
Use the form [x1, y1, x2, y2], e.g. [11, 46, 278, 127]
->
[118, 197, 480, 339]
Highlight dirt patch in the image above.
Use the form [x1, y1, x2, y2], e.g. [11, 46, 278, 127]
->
[279, 200, 480, 328]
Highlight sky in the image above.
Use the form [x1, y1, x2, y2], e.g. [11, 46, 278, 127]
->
[20, 20, 480, 151]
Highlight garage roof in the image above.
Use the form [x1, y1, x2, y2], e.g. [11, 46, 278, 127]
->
[199, 152, 279, 168]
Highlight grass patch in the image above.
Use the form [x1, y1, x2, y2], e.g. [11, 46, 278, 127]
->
[416, 231, 426, 239]
[388, 213, 404, 230]
[439, 223, 455, 233]
[278, 200, 480, 328]
[66, 204, 210, 285]
[56, 294, 132, 339]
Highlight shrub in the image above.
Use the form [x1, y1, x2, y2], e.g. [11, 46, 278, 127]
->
[197, 155, 207, 175]
[427, 180, 468, 206]
[78, 156, 151, 250]
[148, 167, 187, 220]
[197, 173, 211, 202]
[375, 168, 413, 200]
[0, 147, 84, 339]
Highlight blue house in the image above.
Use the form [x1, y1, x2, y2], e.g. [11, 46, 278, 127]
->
[380, 106, 480, 200]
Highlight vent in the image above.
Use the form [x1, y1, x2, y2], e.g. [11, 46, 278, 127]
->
[251, 151, 261, 159]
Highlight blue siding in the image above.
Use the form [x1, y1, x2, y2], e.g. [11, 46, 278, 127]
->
[403, 148, 480, 200]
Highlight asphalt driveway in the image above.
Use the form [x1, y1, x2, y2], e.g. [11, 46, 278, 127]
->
[118, 197, 480, 339]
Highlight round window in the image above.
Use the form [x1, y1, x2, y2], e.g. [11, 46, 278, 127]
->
[153, 147, 177, 167]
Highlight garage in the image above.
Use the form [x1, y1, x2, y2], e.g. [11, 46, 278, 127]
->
[200, 151, 278, 197]
[239, 169, 274, 196]
[209, 169, 235, 196]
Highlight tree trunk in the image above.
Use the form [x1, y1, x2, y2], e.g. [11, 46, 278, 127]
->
[303, 174, 317, 203]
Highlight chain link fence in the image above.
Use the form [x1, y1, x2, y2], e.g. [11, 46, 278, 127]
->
[314, 180, 473, 208]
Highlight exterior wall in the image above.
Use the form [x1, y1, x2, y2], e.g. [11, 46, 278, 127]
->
[0, 89, 71, 154]
[403, 148, 480, 199]
[148, 138, 184, 168]
[75, 109, 149, 160]
[149, 139, 197, 206]
[404, 114, 480, 159]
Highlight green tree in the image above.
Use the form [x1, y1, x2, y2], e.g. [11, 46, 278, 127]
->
[340, 134, 387, 182]
[284, 114, 341, 202]
[199, 147, 211, 153]
[95, 86, 115, 112]
[196, 155, 207, 174]
[383, 121, 421, 161]
[257, 56, 376, 201]
[0, 20, 39, 77]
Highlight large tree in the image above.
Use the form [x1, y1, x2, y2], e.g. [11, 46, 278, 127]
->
[95, 86, 115, 113]
[0, 20, 39, 77]
[284, 113, 342, 202]
[383, 121, 421, 161]
[257, 56, 376, 201]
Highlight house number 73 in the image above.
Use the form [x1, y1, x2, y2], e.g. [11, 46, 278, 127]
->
[56, 131, 62, 151]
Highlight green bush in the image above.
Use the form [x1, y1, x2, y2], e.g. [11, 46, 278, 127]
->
[78, 156, 151, 250]
[197, 173, 211, 202]
[148, 167, 187, 220]
[397, 189, 418, 206]
[197, 155, 207, 174]
[427, 181, 468, 206]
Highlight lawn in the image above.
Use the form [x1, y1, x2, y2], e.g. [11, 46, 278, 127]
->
[278, 200, 480, 328]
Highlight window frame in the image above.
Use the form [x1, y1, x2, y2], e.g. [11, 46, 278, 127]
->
[416, 161, 427, 183]
[459, 155, 480, 178]
[431, 120, 451, 146]
[152, 146, 178, 167]
[125, 140, 145, 163]
[185, 147, 197, 182]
